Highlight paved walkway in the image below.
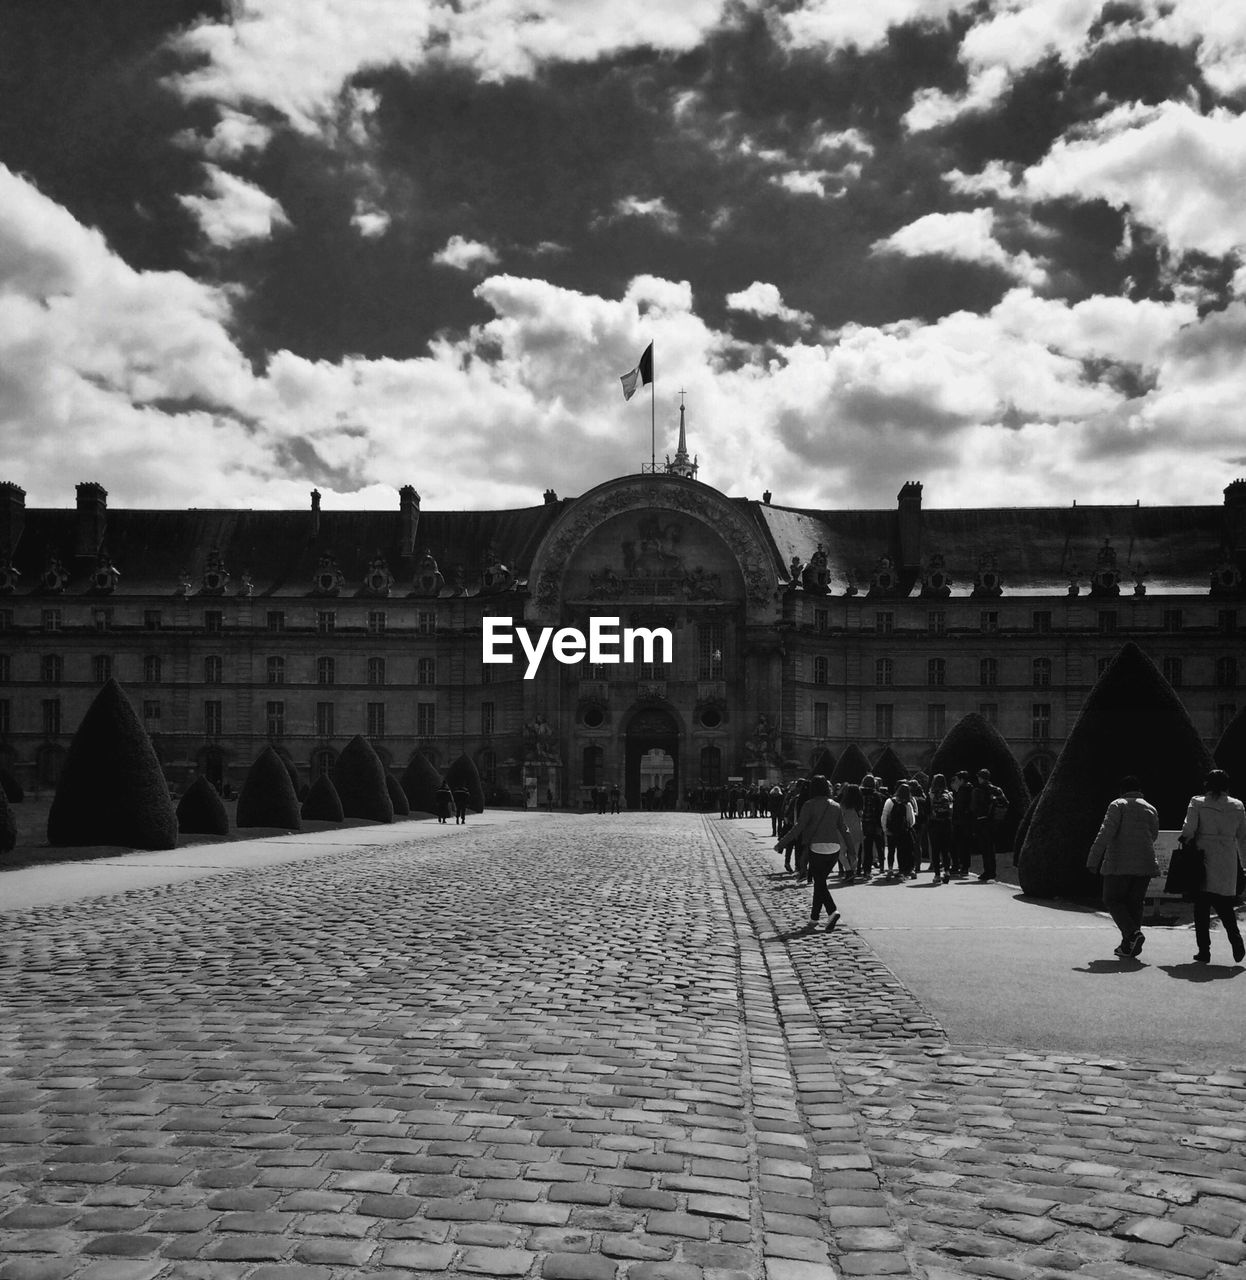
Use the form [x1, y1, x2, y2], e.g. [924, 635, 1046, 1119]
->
[0, 813, 1243, 1280]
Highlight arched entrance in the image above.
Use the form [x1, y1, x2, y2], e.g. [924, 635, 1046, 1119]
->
[625, 707, 679, 810]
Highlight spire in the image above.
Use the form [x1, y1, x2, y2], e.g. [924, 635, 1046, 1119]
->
[664, 390, 699, 480]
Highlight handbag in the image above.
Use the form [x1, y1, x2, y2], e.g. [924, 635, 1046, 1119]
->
[1164, 840, 1204, 897]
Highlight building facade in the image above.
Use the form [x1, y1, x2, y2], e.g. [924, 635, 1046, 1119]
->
[1, 465, 1243, 808]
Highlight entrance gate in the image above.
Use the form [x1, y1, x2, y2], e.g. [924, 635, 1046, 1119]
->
[625, 707, 679, 810]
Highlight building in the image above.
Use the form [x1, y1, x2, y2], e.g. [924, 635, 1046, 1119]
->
[1, 439, 1243, 808]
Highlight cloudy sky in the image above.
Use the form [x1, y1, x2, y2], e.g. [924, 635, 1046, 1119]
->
[4, 1, 1246, 515]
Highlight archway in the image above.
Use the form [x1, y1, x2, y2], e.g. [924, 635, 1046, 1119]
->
[625, 707, 679, 810]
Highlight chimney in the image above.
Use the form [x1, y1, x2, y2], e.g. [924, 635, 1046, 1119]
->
[897, 481, 922, 571]
[1225, 479, 1246, 560]
[75, 482, 108, 560]
[399, 485, 420, 556]
[762, 490, 772, 505]
[0, 482, 25, 558]
[543, 488, 558, 505]
[310, 489, 321, 539]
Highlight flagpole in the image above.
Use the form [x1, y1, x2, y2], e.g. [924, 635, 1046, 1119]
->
[650, 343, 656, 472]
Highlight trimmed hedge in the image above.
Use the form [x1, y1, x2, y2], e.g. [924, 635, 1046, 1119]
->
[47, 679, 178, 850]
[401, 751, 444, 812]
[237, 746, 303, 830]
[829, 744, 871, 786]
[1018, 642, 1212, 899]
[301, 773, 344, 822]
[1, 768, 23, 803]
[386, 773, 410, 817]
[1213, 704, 1246, 801]
[445, 753, 486, 813]
[810, 748, 837, 779]
[177, 776, 230, 837]
[931, 712, 1030, 851]
[0, 786, 15, 855]
[333, 735, 394, 823]
[870, 746, 907, 790]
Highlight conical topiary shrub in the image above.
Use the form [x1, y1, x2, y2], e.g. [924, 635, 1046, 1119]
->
[47, 679, 178, 850]
[401, 750, 443, 813]
[0, 786, 15, 856]
[1013, 792, 1039, 868]
[1018, 642, 1213, 899]
[237, 746, 303, 830]
[386, 773, 410, 817]
[871, 746, 908, 790]
[1, 768, 23, 803]
[445, 753, 486, 813]
[333, 735, 394, 823]
[811, 748, 837, 779]
[177, 776, 230, 837]
[931, 713, 1030, 851]
[301, 773, 344, 822]
[830, 744, 871, 786]
[1213, 705, 1246, 801]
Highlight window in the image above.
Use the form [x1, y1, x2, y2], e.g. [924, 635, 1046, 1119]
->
[204, 610, 223, 633]
[482, 660, 495, 685]
[1032, 703, 1051, 741]
[481, 701, 496, 736]
[813, 656, 829, 686]
[638, 659, 671, 682]
[267, 611, 286, 633]
[1217, 704, 1237, 736]
[814, 608, 829, 634]
[367, 657, 386, 686]
[1162, 657, 1183, 688]
[144, 610, 162, 631]
[927, 704, 946, 740]
[92, 608, 112, 632]
[0, 699, 9, 736]
[1163, 609, 1183, 633]
[700, 744, 722, 784]
[42, 609, 61, 632]
[586, 663, 610, 681]
[417, 610, 436, 636]
[980, 611, 999, 634]
[813, 701, 829, 738]
[367, 610, 387, 635]
[143, 700, 160, 723]
[874, 704, 894, 739]
[480, 748, 497, 787]
[0, 654, 8, 682]
[367, 703, 386, 737]
[317, 657, 336, 685]
[266, 700, 285, 738]
[979, 657, 998, 687]
[979, 702, 998, 726]
[417, 657, 436, 686]
[267, 656, 285, 685]
[698, 623, 724, 680]
[1217, 656, 1238, 688]
[315, 702, 334, 738]
[1098, 610, 1117, 634]
[316, 610, 336, 635]
[144, 655, 162, 683]
[93, 654, 112, 684]
[1032, 610, 1052, 633]
[41, 654, 62, 684]
[1032, 657, 1051, 688]
[1219, 609, 1238, 635]
[875, 658, 893, 687]
[927, 658, 945, 687]
[42, 698, 61, 736]
[875, 611, 894, 635]
[582, 744, 603, 787]
[927, 611, 946, 637]
[204, 655, 223, 684]
[417, 703, 436, 737]
[204, 701, 222, 737]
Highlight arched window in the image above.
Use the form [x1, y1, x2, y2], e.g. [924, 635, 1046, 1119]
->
[311, 747, 336, 780]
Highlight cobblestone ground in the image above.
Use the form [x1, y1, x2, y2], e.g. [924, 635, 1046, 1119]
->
[0, 814, 1242, 1280]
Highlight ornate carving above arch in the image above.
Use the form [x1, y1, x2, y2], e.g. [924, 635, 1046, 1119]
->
[526, 476, 778, 623]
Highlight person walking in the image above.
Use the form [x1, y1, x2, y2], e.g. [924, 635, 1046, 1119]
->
[882, 781, 917, 880]
[927, 773, 953, 883]
[1179, 769, 1246, 965]
[452, 782, 470, 824]
[609, 782, 621, 814]
[775, 775, 856, 932]
[1086, 775, 1160, 959]
[434, 781, 453, 824]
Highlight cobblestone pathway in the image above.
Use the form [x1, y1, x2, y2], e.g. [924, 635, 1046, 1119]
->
[712, 820, 1246, 1280]
[1, 813, 1243, 1280]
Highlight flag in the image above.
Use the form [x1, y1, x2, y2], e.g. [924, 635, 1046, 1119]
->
[619, 342, 654, 400]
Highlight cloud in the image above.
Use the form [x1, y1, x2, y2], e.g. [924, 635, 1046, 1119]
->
[432, 235, 500, 271]
[351, 201, 391, 239]
[872, 209, 1047, 287]
[200, 109, 274, 160]
[726, 282, 812, 327]
[776, 0, 974, 54]
[605, 197, 681, 233]
[1024, 102, 1246, 258]
[178, 165, 290, 247]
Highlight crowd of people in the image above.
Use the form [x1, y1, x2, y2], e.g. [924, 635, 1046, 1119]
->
[770, 768, 1012, 932]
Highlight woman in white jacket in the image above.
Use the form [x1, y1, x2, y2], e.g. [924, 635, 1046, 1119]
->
[1179, 769, 1246, 964]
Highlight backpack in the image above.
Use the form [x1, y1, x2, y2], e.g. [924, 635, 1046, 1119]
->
[931, 790, 952, 820]
[989, 786, 1009, 823]
[885, 800, 910, 834]
[861, 790, 883, 827]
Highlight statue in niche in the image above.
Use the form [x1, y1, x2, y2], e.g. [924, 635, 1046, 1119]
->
[802, 543, 831, 594]
[524, 713, 559, 762]
[413, 550, 444, 596]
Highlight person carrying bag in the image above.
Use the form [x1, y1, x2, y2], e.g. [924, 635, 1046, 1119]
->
[1178, 769, 1246, 965]
[775, 775, 856, 933]
[1086, 776, 1159, 959]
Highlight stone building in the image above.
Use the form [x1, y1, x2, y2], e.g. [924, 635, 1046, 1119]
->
[1, 451, 1243, 808]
